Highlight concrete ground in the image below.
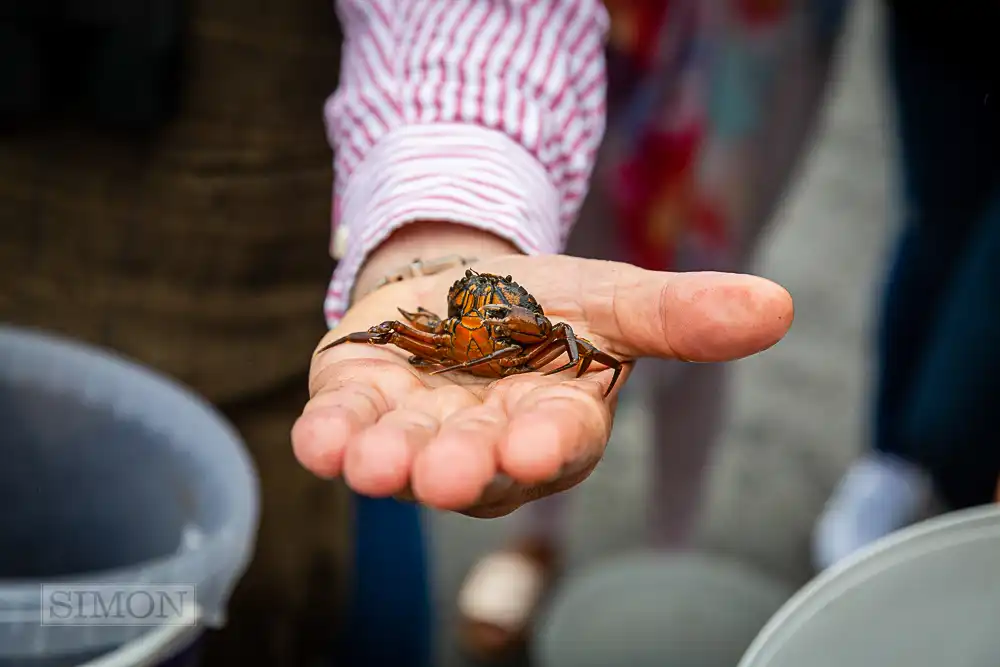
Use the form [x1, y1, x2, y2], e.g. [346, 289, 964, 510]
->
[429, 2, 894, 665]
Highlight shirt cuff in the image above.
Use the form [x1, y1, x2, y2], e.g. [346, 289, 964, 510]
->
[324, 123, 562, 328]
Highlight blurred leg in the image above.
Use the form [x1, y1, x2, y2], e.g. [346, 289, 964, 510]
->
[454, 480, 566, 660]
[870, 5, 999, 468]
[901, 191, 1000, 509]
[814, 2, 1000, 568]
[647, 360, 728, 548]
[455, 512, 562, 659]
[519, 493, 569, 541]
[342, 495, 431, 667]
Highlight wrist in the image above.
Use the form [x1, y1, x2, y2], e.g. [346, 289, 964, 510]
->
[352, 220, 523, 301]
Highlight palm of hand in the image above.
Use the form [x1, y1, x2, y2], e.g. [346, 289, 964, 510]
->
[300, 257, 626, 517]
[293, 254, 793, 517]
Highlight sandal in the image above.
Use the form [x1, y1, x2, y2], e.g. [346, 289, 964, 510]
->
[456, 537, 559, 660]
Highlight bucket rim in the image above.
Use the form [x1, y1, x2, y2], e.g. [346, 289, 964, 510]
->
[0, 325, 260, 629]
[76, 603, 203, 667]
[737, 503, 1000, 666]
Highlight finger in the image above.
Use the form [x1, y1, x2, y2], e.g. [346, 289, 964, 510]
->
[342, 409, 439, 497]
[498, 381, 611, 484]
[463, 459, 601, 519]
[298, 357, 423, 480]
[309, 355, 419, 401]
[411, 406, 507, 510]
[489, 256, 793, 362]
[596, 268, 793, 362]
[291, 382, 389, 478]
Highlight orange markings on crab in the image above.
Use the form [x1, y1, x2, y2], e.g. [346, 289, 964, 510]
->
[316, 269, 626, 397]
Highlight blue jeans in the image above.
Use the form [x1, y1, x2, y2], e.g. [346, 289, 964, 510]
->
[874, 2, 1000, 509]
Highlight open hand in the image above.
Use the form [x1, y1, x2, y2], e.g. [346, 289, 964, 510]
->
[292, 254, 793, 518]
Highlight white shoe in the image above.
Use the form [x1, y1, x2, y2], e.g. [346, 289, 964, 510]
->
[456, 537, 559, 660]
[812, 452, 938, 571]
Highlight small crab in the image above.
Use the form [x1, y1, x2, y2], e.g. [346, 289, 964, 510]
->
[317, 269, 625, 397]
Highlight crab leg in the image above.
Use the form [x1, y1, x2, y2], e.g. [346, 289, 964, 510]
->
[539, 324, 601, 376]
[560, 322, 581, 364]
[504, 325, 623, 397]
[538, 344, 622, 397]
[567, 345, 623, 397]
[488, 322, 583, 376]
[478, 322, 581, 375]
[318, 320, 451, 352]
[498, 338, 566, 372]
[428, 344, 523, 375]
[318, 330, 444, 359]
[398, 307, 445, 333]
[315, 321, 456, 371]
[493, 337, 621, 397]
[542, 338, 621, 378]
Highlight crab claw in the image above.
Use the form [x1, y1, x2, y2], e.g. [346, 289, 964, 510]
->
[366, 322, 396, 340]
[315, 324, 393, 355]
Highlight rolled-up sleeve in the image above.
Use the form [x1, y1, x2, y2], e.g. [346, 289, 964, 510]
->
[324, 0, 609, 327]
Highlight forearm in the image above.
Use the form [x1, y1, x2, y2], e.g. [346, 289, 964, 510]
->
[324, 0, 609, 327]
[352, 221, 522, 301]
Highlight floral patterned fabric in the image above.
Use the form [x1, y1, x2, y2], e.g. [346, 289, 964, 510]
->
[601, 0, 851, 272]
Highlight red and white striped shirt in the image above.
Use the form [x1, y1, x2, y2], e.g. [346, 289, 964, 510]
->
[324, 0, 609, 327]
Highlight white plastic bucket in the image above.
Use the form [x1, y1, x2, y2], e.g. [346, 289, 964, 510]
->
[738, 504, 1000, 667]
[0, 325, 259, 666]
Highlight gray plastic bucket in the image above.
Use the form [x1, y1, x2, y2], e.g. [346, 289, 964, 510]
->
[76, 609, 203, 667]
[533, 552, 795, 667]
[80, 612, 202, 667]
[738, 503, 1000, 667]
[0, 325, 259, 666]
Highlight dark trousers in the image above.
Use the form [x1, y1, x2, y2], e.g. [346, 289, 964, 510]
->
[874, 2, 1000, 509]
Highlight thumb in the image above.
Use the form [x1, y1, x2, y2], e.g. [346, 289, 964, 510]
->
[579, 264, 794, 362]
